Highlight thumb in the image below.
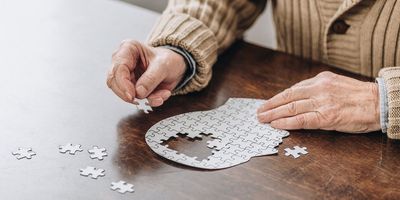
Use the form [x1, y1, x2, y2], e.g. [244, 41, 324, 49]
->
[135, 63, 166, 98]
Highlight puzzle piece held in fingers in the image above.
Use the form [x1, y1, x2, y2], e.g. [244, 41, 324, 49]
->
[133, 98, 152, 114]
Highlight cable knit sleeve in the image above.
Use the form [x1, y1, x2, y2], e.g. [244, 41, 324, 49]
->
[379, 67, 400, 139]
[147, 0, 267, 94]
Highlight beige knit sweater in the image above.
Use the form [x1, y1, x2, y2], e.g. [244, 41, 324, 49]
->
[147, 0, 400, 139]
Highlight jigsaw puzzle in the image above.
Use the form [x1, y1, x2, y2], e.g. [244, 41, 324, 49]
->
[111, 181, 135, 194]
[80, 166, 105, 179]
[88, 146, 107, 160]
[133, 98, 152, 114]
[59, 143, 83, 155]
[284, 146, 308, 158]
[12, 147, 36, 160]
[145, 98, 289, 169]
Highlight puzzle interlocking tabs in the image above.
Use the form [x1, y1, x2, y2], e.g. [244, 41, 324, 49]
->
[145, 98, 289, 169]
[80, 166, 105, 179]
[12, 147, 36, 160]
[88, 146, 107, 160]
[133, 98, 152, 114]
[111, 181, 135, 194]
[284, 146, 308, 158]
[59, 143, 83, 155]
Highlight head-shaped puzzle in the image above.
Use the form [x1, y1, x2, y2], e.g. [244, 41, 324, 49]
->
[145, 98, 289, 169]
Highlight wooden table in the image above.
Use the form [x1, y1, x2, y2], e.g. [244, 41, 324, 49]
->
[1, 0, 399, 199]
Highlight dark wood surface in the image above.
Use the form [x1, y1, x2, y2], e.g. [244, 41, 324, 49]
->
[1, 1, 400, 200]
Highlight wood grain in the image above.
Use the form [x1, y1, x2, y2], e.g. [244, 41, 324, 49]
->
[0, 1, 398, 199]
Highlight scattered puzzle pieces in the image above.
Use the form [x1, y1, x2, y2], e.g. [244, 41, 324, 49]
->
[88, 146, 107, 160]
[133, 98, 152, 114]
[12, 147, 36, 160]
[284, 146, 308, 158]
[80, 166, 105, 179]
[111, 181, 135, 194]
[59, 143, 83, 155]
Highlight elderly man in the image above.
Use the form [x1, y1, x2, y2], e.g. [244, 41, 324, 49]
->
[107, 0, 400, 139]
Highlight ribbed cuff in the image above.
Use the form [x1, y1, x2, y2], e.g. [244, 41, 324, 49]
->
[160, 45, 197, 92]
[379, 67, 400, 139]
[376, 78, 388, 133]
[147, 13, 218, 95]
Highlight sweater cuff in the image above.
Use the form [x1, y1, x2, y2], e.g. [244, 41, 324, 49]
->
[379, 67, 400, 139]
[147, 13, 218, 95]
[376, 78, 388, 133]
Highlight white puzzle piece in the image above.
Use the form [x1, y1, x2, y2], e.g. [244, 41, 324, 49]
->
[145, 98, 289, 169]
[110, 181, 135, 194]
[88, 146, 107, 160]
[59, 143, 83, 155]
[284, 146, 308, 158]
[133, 98, 152, 114]
[80, 166, 105, 179]
[12, 147, 36, 160]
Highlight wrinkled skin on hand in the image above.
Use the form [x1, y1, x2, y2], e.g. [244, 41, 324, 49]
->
[257, 71, 381, 133]
[107, 40, 187, 107]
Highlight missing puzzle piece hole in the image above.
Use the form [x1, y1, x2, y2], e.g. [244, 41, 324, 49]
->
[160, 133, 214, 161]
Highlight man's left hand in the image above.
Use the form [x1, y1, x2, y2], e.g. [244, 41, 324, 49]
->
[257, 71, 381, 133]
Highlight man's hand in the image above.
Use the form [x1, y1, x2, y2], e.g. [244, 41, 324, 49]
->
[107, 40, 187, 107]
[257, 71, 381, 133]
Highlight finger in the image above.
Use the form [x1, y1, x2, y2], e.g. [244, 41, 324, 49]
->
[106, 66, 117, 89]
[110, 42, 142, 101]
[112, 43, 137, 71]
[270, 112, 321, 130]
[257, 86, 313, 113]
[147, 89, 172, 107]
[114, 63, 135, 101]
[258, 99, 316, 123]
[135, 62, 166, 98]
[291, 77, 316, 88]
[109, 77, 132, 103]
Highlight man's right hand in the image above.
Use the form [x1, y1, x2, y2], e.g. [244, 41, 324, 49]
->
[107, 40, 187, 107]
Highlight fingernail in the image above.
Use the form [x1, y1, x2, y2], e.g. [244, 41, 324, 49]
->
[257, 103, 268, 113]
[162, 90, 171, 99]
[270, 121, 279, 128]
[136, 85, 147, 97]
[257, 112, 268, 121]
[125, 92, 132, 101]
[152, 98, 163, 106]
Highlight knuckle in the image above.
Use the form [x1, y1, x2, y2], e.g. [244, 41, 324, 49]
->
[282, 88, 293, 101]
[106, 73, 114, 88]
[111, 49, 119, 58]
[309, 98, 319, 109]
[317, 71, 335, 78]
[106, 79, 112, 88]
[295, 115, 307, 127]
[317, 78, 333, 90]
[143, 73, 158, 84]
[120, 39, 136, 46]
[123, 40, 141, 49]
[287, 102, 297, 115]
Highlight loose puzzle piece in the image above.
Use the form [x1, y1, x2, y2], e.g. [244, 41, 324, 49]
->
[80, 166, 105, 179]
[111, 181, 135, 194]
[88, 146, 107, 160]
[133, 98, 152, 114]
[145, 98, 290, 169]
[284, 146, 308, 158]
[12, 147, 36, 160]
[59, 143, 83, 155]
